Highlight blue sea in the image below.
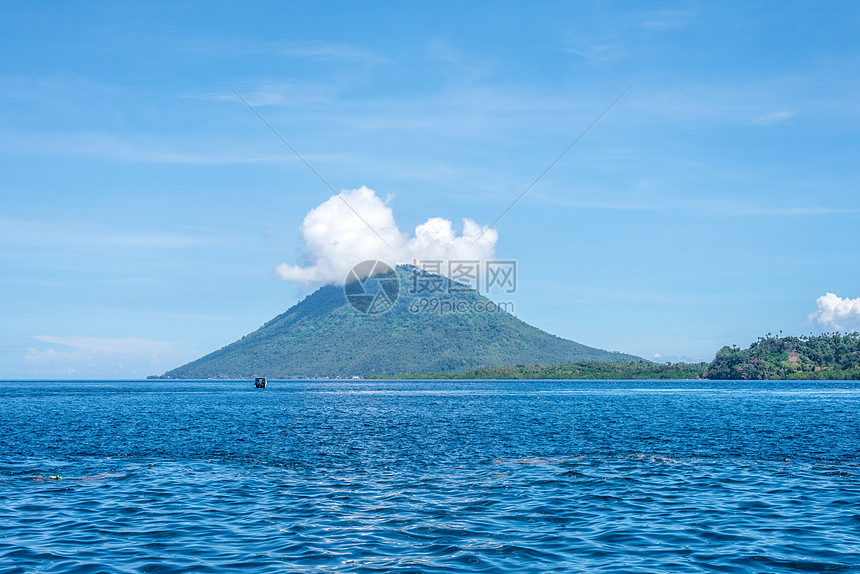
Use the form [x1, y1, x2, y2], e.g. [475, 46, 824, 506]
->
[1, 379, 858, 573]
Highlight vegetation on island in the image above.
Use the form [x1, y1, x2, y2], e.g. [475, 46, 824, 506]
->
[368, 360, 709, 380]
[373, 333, 860, 380]
[704, 332, 860, 380]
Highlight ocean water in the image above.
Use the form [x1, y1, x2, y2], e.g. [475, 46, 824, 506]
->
[1, 380, 858, 573]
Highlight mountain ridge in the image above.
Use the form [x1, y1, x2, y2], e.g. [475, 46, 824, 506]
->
[159, 265, 641, 378]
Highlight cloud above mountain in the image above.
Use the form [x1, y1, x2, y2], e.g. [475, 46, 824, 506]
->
[275, 186, 498, 284]
[810, 293, 860, 332]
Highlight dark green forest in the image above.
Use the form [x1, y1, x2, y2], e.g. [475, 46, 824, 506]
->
[382, 333, 860, 380]
[704, 332, 860, 379]
[369, 361, 708, 379]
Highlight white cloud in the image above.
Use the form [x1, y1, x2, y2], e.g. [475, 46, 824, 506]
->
[275, 186, 498, 284]
[810, 293, 860, 332]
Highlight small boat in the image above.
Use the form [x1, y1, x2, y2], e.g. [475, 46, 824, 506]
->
[254, 377, 267, 388]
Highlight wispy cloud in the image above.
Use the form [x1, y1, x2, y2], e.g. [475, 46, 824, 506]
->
[639, 9, 695, 30]
[0, 218, 211, 250]
[183, 38, 384, 64]
[563, 8, 694, 62]
[563, 34, 628, 62]
[24, 335, 182, 377]
[529, 188, 856, 217]
[632, 69, 859, 126]
[29, 335, 171, 356]
[628, 83, 777, 124]
[0, 130, 291, 164]
[275, 40, 384, 62]
[0, 73, 124, 109]
[190, 80, 338, 107]
[735, 206, 851, 216]
[752, 110, 797, 125]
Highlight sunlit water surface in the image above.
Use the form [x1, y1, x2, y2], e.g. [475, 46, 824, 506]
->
[1, 380, 858, 572]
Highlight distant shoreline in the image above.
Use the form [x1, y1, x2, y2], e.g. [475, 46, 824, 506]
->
[366, 360, 709, 380]
[147, 333, 860, 381]
[7, 377, 860, 383]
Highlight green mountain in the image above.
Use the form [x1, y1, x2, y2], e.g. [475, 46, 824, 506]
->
[160, 265, 640, 378]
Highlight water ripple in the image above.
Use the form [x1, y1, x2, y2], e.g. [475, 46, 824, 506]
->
[1, 380, 860, 572]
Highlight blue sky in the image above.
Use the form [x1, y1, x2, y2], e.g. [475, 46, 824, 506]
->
[2, 1, 860, 378]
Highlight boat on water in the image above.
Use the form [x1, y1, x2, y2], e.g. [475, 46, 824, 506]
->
[254, 377, 267, 388]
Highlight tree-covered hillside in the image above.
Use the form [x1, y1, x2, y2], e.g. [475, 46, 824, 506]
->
[370, 360, 709, 380]
[159, 265, 640, 378]
[379, 333, 860, 380]
[705, 332, 860, 380]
